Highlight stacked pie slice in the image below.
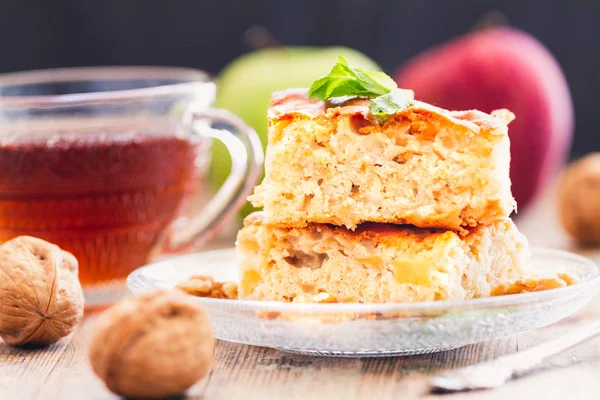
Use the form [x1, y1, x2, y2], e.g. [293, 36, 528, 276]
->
[236, 88, 535, 303]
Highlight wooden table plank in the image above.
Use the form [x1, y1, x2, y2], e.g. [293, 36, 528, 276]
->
[3, 318, 597, 400]
[0, 332, 76, 397]
[31, 316, 117, 400]
[197, 337, 518, 400]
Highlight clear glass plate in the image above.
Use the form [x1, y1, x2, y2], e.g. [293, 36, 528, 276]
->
[127, 247, 600, 357]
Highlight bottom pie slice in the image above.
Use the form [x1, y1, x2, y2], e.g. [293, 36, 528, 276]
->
[235, 212, 550, 303]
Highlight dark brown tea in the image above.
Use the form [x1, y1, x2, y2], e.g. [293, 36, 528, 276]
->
[0, 119, 202, 284]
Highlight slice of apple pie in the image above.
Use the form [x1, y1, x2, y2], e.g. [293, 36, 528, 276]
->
[250, 89, 515, 231]
[236, 212, 534, 303]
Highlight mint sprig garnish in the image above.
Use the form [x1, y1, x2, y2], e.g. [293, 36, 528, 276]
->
[308, 56, 397, 101]
[369, 89, 414, 124]
[308, 56, 413, 124]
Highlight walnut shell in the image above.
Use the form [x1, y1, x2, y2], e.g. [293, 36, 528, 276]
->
[0, 236, 84, 346]
[558, 154, 600, 245]
[89, 290, 214, 399]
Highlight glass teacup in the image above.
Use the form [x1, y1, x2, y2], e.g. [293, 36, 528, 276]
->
[0, 66, 263, 305]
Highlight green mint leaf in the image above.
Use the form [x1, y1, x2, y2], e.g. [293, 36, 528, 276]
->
[369, 89, 415, 124]
[308, 56, 397, 101]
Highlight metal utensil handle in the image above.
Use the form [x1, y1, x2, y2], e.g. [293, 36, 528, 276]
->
[506, 318, 600, 376]
[430, 318, 600, 393]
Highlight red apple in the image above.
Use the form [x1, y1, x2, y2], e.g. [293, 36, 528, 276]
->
[395, 27, 573, 210]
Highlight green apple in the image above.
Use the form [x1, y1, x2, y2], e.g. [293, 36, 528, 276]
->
[211, 47, 382, 218]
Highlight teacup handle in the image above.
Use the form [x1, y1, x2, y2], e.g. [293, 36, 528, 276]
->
[161, 108, 263, 253]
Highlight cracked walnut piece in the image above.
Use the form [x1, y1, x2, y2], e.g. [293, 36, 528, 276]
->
[0, 236, 84, 346]
[176, 275, 238, 299]
[89, 290, 214, 399]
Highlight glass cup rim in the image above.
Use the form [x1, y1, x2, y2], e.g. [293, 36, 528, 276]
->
[0, 66, 214, 107]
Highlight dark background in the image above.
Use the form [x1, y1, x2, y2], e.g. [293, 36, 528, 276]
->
[0, 0, 596, 158]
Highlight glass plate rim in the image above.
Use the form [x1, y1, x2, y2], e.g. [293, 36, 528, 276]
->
[127, 246, 600, 313]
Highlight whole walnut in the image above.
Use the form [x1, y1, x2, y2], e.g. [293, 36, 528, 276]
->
[0, 236, 84, 346]
[89, 290, 214, 399]
[558, 153, 600, 245]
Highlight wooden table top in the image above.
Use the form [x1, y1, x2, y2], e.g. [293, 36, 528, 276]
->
[2, 185, 600, 400]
